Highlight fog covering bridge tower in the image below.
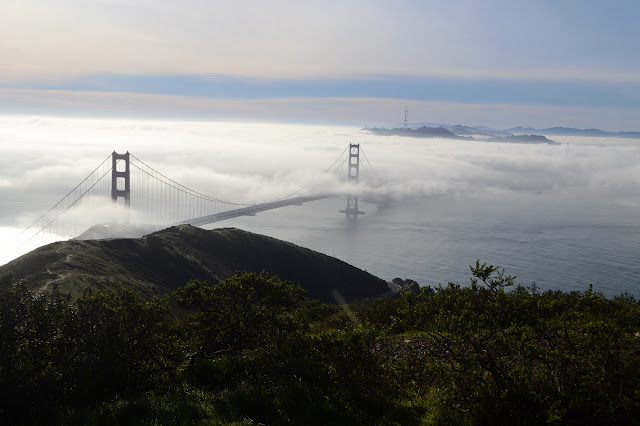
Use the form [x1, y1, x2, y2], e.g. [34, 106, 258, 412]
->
[340, 143, 365, 217]
[111, 151, 130, 206]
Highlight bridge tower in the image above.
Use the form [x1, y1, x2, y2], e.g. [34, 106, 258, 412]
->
[111, 151, 130, 206]
[339, 144, 365, 217]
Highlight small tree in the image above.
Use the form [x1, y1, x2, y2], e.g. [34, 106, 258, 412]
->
[175, 271, 306, 363]
[70, 287, 186, 405]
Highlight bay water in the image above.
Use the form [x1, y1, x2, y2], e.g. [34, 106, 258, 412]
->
[213, 188, 640, 298]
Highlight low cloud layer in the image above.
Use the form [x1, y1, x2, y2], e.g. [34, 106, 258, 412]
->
[2, 115, 640, 263]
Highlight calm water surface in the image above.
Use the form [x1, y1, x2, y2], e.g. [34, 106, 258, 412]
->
[213, 188, 640, 298]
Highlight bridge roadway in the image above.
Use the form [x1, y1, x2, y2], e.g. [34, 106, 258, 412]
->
[174, 194, 333, 227]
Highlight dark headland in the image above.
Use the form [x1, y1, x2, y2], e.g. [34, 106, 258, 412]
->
[0, 225, 391, 303]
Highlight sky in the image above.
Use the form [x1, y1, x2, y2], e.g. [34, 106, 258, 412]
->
[2, 0, 640, 130]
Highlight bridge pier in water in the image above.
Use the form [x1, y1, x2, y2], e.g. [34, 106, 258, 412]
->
[340, 143, 365, 218]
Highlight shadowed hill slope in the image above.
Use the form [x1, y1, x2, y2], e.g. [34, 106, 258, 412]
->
[0, 225, 390, 303]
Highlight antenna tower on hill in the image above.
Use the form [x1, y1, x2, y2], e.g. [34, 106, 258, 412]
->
[404, 106, 408, 129]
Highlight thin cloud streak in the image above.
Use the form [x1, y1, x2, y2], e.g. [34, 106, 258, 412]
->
[7, 74, 640, 109]
[2, 88, 639, 131]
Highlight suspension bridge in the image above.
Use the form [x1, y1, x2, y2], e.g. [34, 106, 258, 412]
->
[1, 144, 377, 264]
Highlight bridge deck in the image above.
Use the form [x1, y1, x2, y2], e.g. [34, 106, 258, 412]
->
[174, 195, 332, 227]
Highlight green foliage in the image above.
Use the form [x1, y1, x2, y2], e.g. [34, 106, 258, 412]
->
[61, 383, 253, 426]
[175, 271, 306, 362]
[2, 265, 640, 425]
[0, 275, 186, 423]
[70, 287, 187, 405]
[395, 261, 640, 424]
[0, 275, 76, 422]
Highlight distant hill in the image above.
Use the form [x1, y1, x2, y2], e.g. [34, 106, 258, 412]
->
[364, 126, 473, 140]
[503, 127, 538, 134]
[507, 126, 640, 138]
[364, 126, 556, 144]
[373, 121, 640, 139]
[448, 125, 512, 138]
[0, 225, 391, 303]
[617, 131, 640, 138]
[541, 127, 612, 136]
[486, 135, 559, 145]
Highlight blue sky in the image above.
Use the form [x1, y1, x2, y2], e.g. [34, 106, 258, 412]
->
[2, 0, 640, 130]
